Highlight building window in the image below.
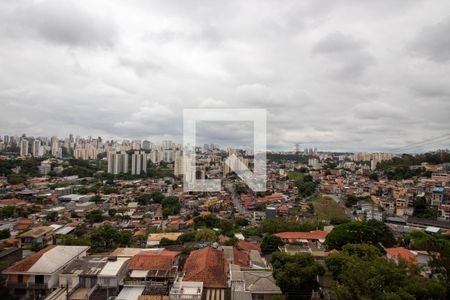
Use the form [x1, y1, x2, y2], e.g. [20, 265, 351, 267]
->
[35, 275, 44, 284]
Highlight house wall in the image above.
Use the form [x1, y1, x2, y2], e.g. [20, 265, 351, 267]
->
[98, 276, 118, 287]
[59, 274, 80, 291]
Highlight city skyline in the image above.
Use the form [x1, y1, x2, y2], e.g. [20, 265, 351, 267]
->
[1, 132, 449, 154]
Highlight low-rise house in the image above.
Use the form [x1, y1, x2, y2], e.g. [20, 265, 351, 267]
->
[18, 226, 54, 249]
[0, 248, 22, 299]
[170, 275, 203, 300]
[183, 246, 229, 299]
[111, 247, 147, 258]
[147, 232, 183, 247]
[274, 230, 328, 244]
[59, 256, 109, 297]
[14, 218, 33, 231]
[97, 257, 130, 289]
[127, 250, 180, 283]
[230, 265, 281, 300]
[385, 247, 417, 265]
[2, 245, 89, 299]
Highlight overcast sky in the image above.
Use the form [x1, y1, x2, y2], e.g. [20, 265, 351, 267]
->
[1, 0, 449, 152]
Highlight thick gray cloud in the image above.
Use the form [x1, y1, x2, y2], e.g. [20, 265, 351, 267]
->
[409, 16, 450, 62]
[0, 0, 117, 47]
[0, 0, 449, 153]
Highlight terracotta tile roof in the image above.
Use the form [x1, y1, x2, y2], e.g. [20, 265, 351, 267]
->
[4, 245, 55, 273]
[128, 250, 180, 270]
[218, 235, 230, 244]
[67, 221, 81, 227]
[274, 230, 328, 241]
[233, 247, 249, 267]
[14, 218, 33, 231]
[134, 229, 146, 236]
[237, 240, 260, 252]
[184, 247, 228, 288]
[385, 247, 416, 264]
[0, 199, 27, 206]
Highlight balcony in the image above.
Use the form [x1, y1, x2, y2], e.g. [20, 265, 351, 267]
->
[28, 282, 48, 289]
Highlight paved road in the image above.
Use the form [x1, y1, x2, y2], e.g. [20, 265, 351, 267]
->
[224, 181, 249, 215]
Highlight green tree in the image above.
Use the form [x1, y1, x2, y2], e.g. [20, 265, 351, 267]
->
[137, 193, 152, 205]
[259, 218, 323, 235]
[177, 231, 196, 243]
[234, 218, 249, 227]
[344, 195, 370, 208]
[73, 224, 87, 237]
[271, 252, 325, 300]
[91, 194, 102, 204]
[261, 235, 284, 254]
[108, 209, 117, 217]
[46, 211, 58, 222]
[0, 229, 11, 239]
[90, 224, 131, 251]
[162, 196, 181, 217]
[325, 244, 446, 299]
[86, 210, 104, 223]
[195, 228, 217, 243]
[57, 235, 91, 246]
[150, 191, 165, 203]
[325, 220, 395, 250]
[159, 237, 179, 246]
[7, 173, 26, 185]
[0, 206, 17, 219]
[224, 236, 239, 246]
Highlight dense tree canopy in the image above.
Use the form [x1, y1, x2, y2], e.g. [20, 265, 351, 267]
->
[325, 244, 446, 299]
[90, 224, 132, 251]
[86, 209, 104, 223]
[261, 235, 284, 254]
[195, 228, 217, 243]
[403, 231, 450, 295]
[272, 252, 325, 300]
[325, 220, 395, 250]
[161, 196, 181, 217]
[259, 218, 323, 235]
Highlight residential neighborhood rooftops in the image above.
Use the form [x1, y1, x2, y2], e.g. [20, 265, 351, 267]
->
[62, 256, 108, 276]
[28, 245, 89, 274]
[274, 230, 328, 241]
[111, 247, 147, 257]
[129, 250, 180, 270]
[147, 232, 183, 241]
[4, 245, 89, 274]
[4, 245, 55, 273]
[243, 271, 282, 294]
[385, 247, 417, 264]
[98, 257, 130, 277]
[184, 246, 228, 288]
[18, 226, 54, 238]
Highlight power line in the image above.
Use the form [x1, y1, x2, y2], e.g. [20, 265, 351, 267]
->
[390, 133, 450, 153]
[393, 133, 450, 150]
[396, 137, 450, 153]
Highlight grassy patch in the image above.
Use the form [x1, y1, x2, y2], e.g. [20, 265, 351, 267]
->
[313, 195, 348, 223]
[288, 171, 304, 181]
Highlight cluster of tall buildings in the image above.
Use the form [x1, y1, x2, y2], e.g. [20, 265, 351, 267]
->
[0, 134, 183, 161]
[351, 152, 395, 162]
[107, 151, 148, 175]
